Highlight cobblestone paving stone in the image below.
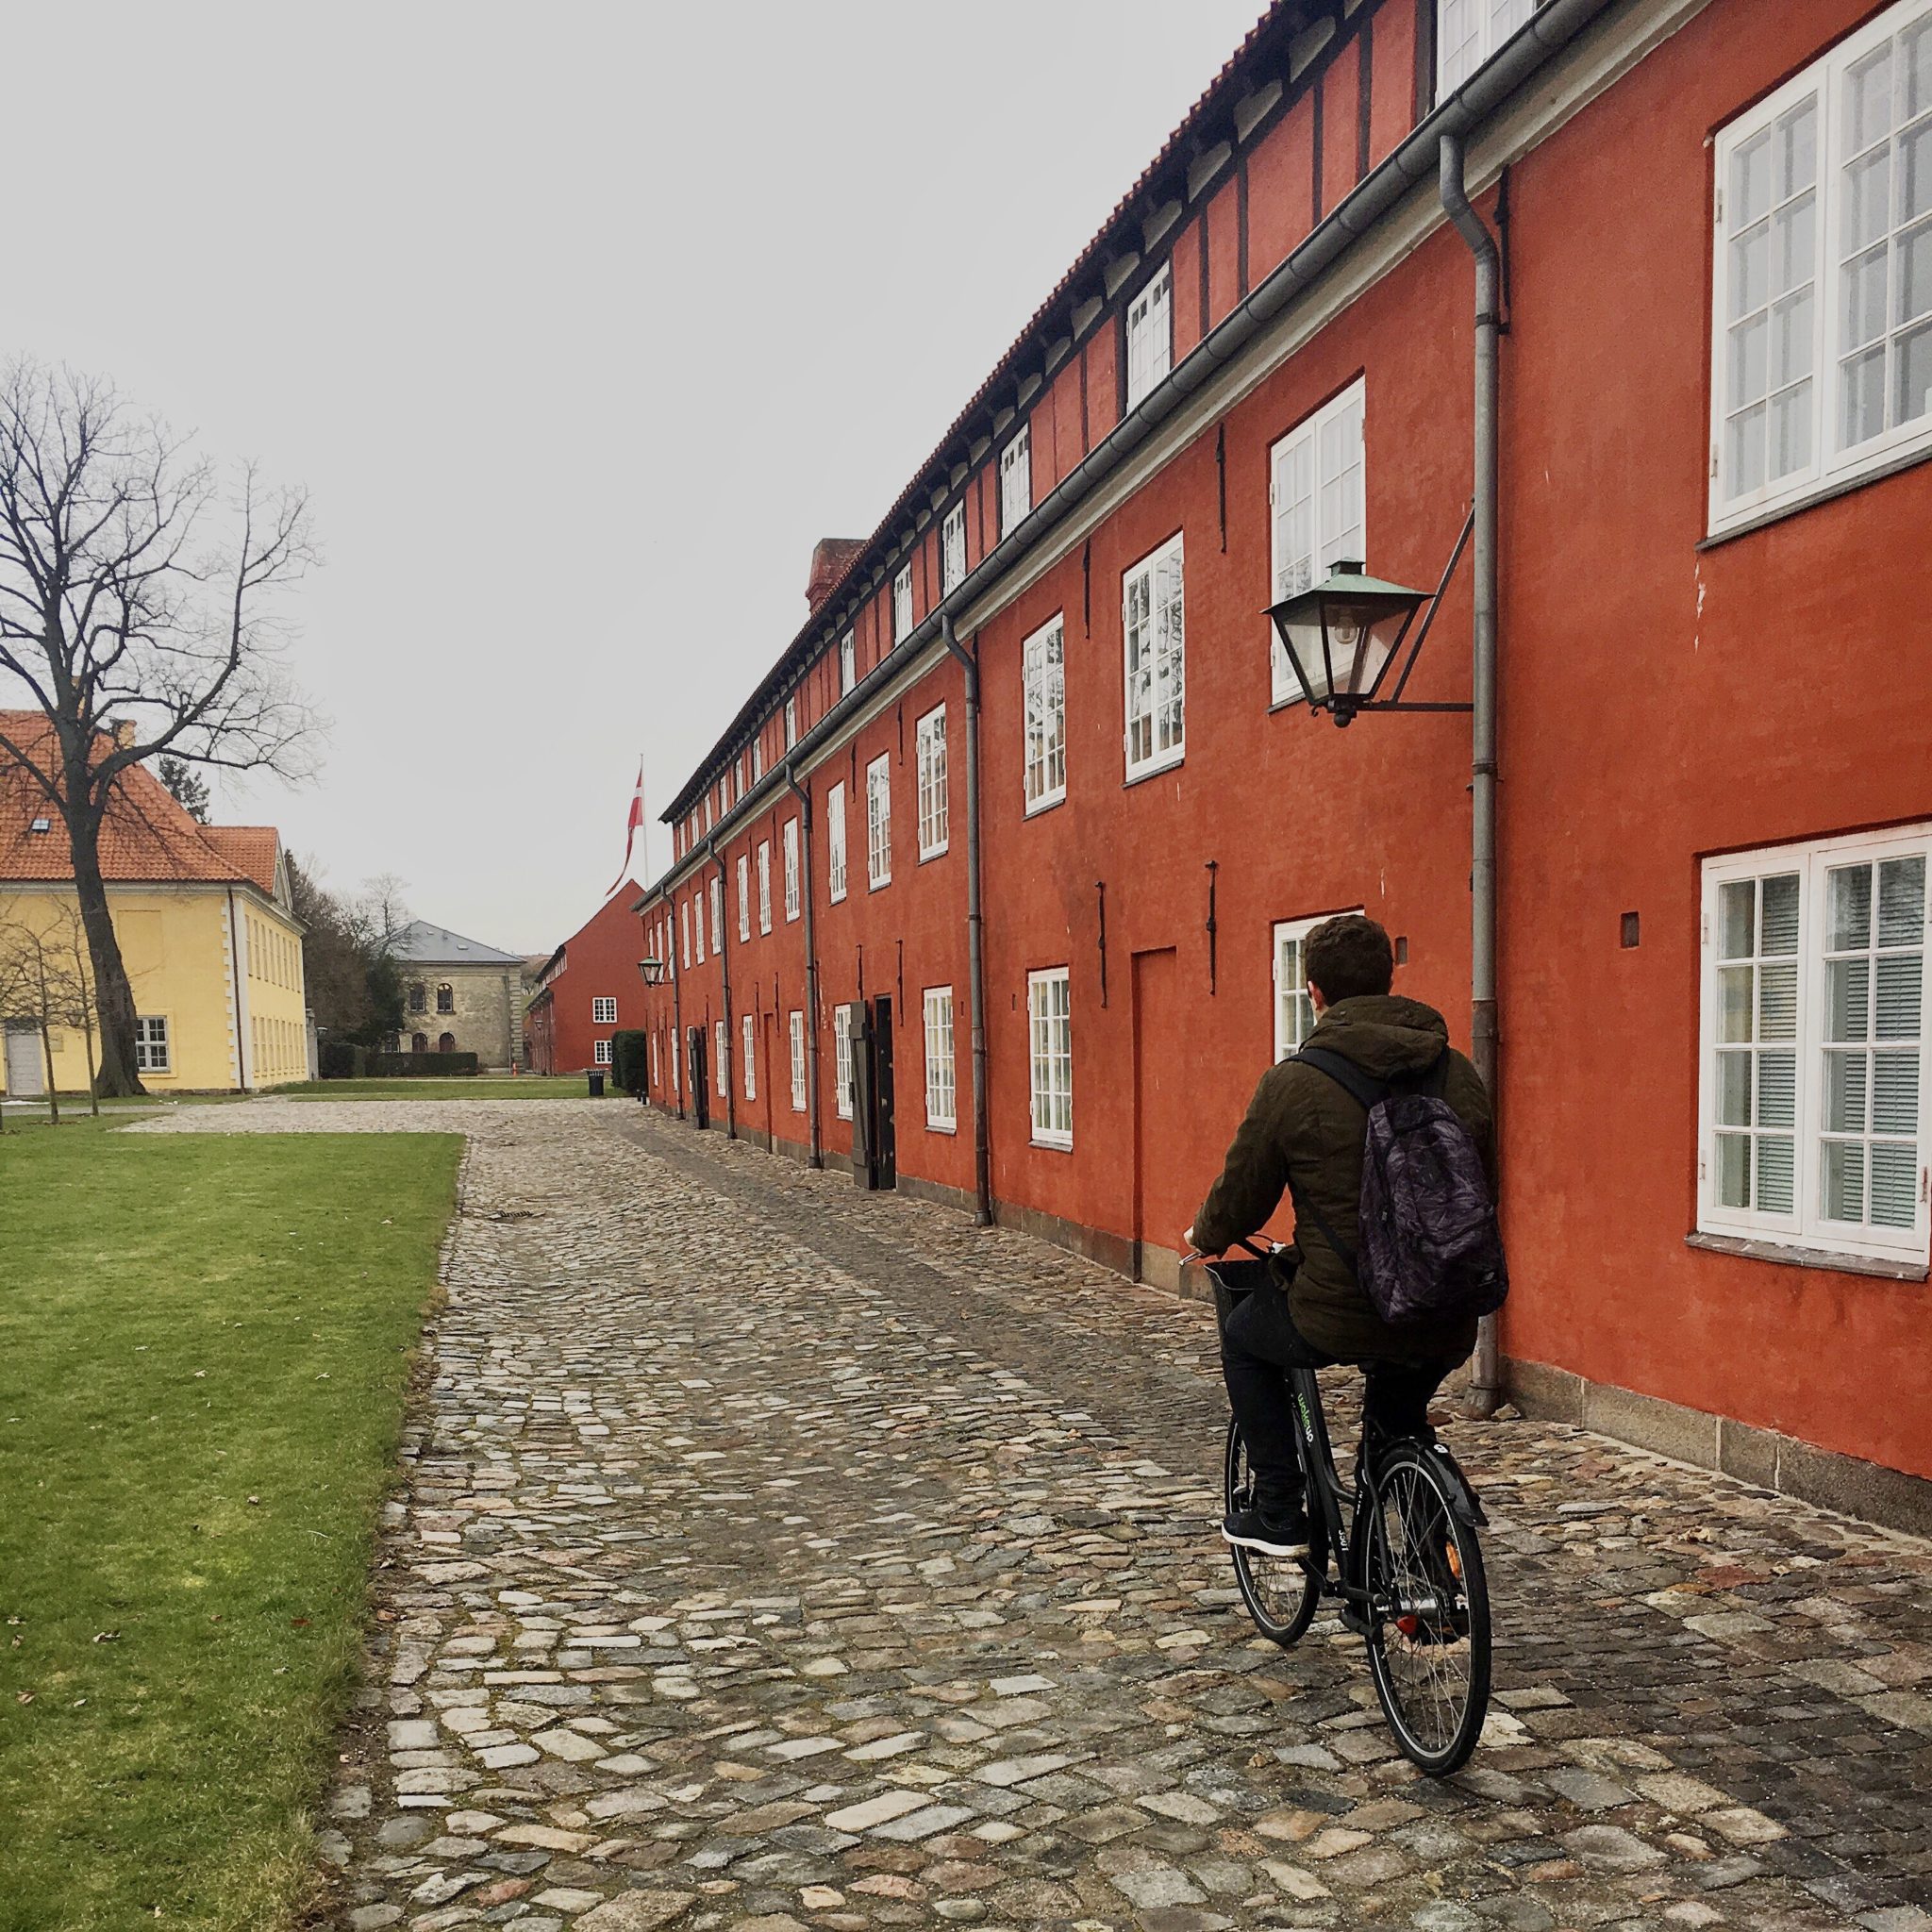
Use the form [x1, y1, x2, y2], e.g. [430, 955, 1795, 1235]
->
[136, 1100, 1932, 1932]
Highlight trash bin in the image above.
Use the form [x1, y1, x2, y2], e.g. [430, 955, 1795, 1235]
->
[587, 1070, 606, 1098]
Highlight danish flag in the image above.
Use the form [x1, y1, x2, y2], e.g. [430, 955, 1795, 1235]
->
[608, 761, 644, 896]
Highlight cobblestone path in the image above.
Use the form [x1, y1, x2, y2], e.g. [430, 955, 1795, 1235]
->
[138, 1101, 1932, 1932]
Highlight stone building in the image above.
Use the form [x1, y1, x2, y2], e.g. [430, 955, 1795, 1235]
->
[391, 920, 528, 1073]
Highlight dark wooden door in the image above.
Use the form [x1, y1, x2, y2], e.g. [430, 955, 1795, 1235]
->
[688, 1026, 709, 1130]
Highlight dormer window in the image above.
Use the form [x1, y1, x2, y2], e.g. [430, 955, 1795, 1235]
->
[29, 817, 51, 834]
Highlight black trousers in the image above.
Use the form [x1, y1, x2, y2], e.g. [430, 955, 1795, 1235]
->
[1222, 1276, 1451, 1510]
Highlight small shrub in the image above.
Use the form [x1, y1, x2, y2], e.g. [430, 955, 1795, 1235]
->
[610, 1030, 648, 1093]
[319, 1041, 367, 1080]
[364, 1052, 480, 1078]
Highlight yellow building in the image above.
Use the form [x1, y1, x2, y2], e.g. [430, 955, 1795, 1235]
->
[0, 712, 308, 1094]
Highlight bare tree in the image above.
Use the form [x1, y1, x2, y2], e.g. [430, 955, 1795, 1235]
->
[0, 358, 320, 1095]
[0, 898, 92, 1124]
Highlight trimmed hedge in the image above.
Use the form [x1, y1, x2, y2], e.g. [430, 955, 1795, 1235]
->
[610, 1030, 648, 1094]
[318, 1041, 367, 1080]
[364, 1052, 480, 1078]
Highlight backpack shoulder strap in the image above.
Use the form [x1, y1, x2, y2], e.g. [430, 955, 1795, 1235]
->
[1292, 1045, 1391, 1112]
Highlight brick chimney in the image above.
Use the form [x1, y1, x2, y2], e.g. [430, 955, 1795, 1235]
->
[806, 539, 866, 615]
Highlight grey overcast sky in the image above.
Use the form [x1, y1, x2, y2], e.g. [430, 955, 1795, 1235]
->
[6, 0, 1264, 955]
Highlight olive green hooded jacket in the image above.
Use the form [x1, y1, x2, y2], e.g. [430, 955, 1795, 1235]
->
[1191, 993, 1495, 1364]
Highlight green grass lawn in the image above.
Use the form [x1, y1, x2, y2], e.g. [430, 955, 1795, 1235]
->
[0, 1121, 461, 1931]
[278, 1075, 599, 1100]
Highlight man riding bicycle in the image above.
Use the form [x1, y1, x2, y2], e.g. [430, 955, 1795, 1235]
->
[1186, 913, 1494, 1560]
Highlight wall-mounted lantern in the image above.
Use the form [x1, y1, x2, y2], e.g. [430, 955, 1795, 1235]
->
[638, 957, 667, 987]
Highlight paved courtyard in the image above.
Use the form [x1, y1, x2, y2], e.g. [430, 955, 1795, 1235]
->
[138, 1100, 1932, 1932]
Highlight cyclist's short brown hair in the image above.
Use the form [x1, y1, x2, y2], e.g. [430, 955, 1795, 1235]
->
[1305, 913, 1395, 1003]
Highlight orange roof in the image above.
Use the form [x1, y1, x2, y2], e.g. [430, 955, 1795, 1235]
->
[0, 709, 281, 892]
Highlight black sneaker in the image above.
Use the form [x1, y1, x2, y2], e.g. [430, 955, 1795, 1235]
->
[1221, 1503, 1310, 1557]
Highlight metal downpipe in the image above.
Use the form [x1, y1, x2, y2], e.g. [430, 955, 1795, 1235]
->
[709, 841, 737, 1140]
[941, 615, 992, 1225]
[1441, 132, 1504, 1417]
[783, 764, 824, 1170]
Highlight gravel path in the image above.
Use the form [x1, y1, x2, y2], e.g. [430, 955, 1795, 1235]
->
[135, 1099, 1932, 1932]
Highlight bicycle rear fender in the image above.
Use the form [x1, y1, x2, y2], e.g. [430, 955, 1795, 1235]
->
[1423, 1441, 1489, 1525]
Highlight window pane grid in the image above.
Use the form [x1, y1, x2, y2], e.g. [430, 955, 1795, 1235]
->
[1023, 617, 1067, 810]
[790, 1011, 807, 1113]
[917, 708, 949, 857]
[1028, 969, 1073, 1146]
[784, 821, 800, 920]
[924, 988, 957, 1130]
[941, 504, 966, 595]
[866, 757, 891, 888]
[1124, 538, 1184, 777]
[1271, 382, 1366, 701]
[827, 782, 848, 901]
[741, 1013, 757, 1100]
[1000, 427, 1031, 535]
[758, 843, 772, 934]
[835, 1010, 854, 1120]
[1125, 263, 1172, 408]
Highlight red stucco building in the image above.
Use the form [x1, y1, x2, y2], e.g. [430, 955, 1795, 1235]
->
[525, 882, 644, 1076]
[633, 0, 1932, 1531]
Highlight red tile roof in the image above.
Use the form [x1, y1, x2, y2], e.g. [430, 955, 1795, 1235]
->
[0, 710, 282, 891]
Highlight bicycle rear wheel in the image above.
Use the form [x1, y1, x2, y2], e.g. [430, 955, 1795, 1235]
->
[1360, 1441, 1491, 1775]
[1224, 1420, 1320, 1646]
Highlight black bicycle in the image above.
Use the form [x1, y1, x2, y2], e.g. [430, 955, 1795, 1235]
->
[1206, 1239, 1492, 1776]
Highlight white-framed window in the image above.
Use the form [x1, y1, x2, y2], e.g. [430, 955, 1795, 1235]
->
[783, 819, 801, 920]
[700, 797, 711, 836]
[709, 876, 723, 954]
[924, 986, 957, 1131]
[790, 1010, 807, 1112]
[591, 1038, 611, 1066]
[738, 854, 751, 941]
[650, 1033, 659, 1088]
[714, 1019, 728, 1101]
[1022, 614, 1067, 813]
[1437, 0, 1534, 94]
[758, 841, 773, 934]
[827, 780, 849, 903]
[1000, 424, 1031, 536]
[785, 695, 798, 749]
[1699, 824, 1928, 1264]
[1028, 967, 1073, 1148]
[135, 1014, 171, 1074]
[752, 738, 765, 783]
[1125, 261, 1173, 409]
[916, 705, 949, 858]
[1270, 379, 1366, 703]
[892, 565, 913, 643]
[681, 899, 691, 970]
[692, 893, 705, 965]
[1272, 908, 1364, 1060]
[836, 1007, 855, 1120]
[1711, 0, 1932, 535]
[941, 502, 967, 594]
[840, 629, 857, 696]
[741, 1012, 757, 1100]
[1123, 533, 1186, 779]
[592, 995, 618, 1025]
[866, 755, 892, 889]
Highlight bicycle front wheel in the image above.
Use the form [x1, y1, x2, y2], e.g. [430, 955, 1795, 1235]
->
[1361, 1441, 1491, 1775]
[1224, 1420, 1321, 1647]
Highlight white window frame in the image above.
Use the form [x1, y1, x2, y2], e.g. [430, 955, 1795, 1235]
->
[1269, 379, 1366, 704]
[741, 1012, 757, 1100]
[916, 704, 949, 859]
[827, 780, 849, 903]
[835, 1006, 855, 1120]
[593, 1038, 612, 1066]
[709, 876, 723, 955]
[1698, 824, 1930, 1264]
[1027, 967, 1074, 1149]
[866, 755, 892, 890]
[752, 738, 764, 783]
[135, 1014, 171, 1074]
[757, 841, 773, 934]
[1271, 908, 1363, 1061]
[840, 629, 857, 696]
[714, 1018, 728, 1101]
[941, 502, 967, 594]
[592, 995, 618, 1025]
[1437, 0, 1534, 96]
[783, 819, 801, 920]
[1000, 425, 1031, 536]
[1022, 613, 1067, 814]
[924, 986, 958, 1131]
[681, 899, 691, 970]
[692, 893, 705, 965]
[1710, 0, 1932, 535]
[1125, 260, 1173, 409]
[650, 1033, 659, 1089]
[784, 696, 798, 749]
[892, 565, 913, 643]
[737, 855, 751, 941]
[1122, 532, 1186, 780]
[790, 1010, 808, 1113]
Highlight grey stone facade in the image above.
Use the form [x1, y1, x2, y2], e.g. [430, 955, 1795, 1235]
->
[391, 920, 530, 1073]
